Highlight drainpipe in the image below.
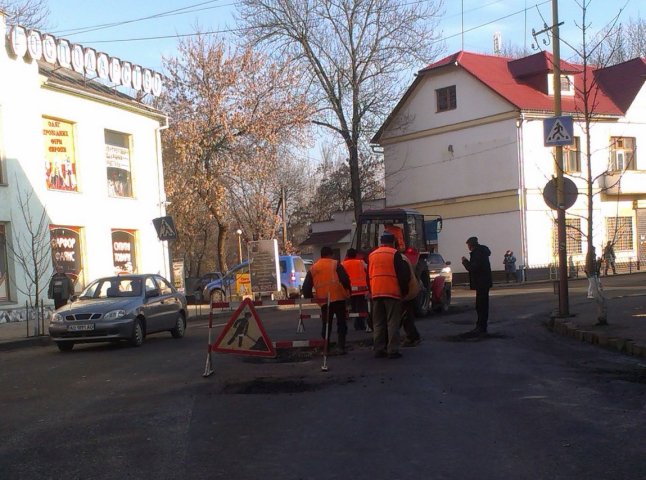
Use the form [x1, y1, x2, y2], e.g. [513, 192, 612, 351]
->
[155, 116, 170, 278]
[516, 113, 529, 278]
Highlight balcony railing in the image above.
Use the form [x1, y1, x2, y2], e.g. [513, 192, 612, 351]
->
[600, 170, 646, 195]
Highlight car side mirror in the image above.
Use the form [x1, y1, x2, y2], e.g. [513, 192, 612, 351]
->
[445, 261, 451, 265]
[69, 294, 78, 302]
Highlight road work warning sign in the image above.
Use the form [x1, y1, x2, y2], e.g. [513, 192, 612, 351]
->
[212, 298, 276, 357]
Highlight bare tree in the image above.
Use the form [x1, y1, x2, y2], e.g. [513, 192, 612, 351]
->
[237, 0, 444, 223]
[5, 182, 52, 332]
[594, 16, 646, 66]
[553, 0, 632, 324]
[1, 0, 50, 29]
[161, 35, 313, 272]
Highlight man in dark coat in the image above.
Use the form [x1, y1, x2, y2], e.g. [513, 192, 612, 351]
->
[461, 236, 493, 337]
[48, 265, 74, 309]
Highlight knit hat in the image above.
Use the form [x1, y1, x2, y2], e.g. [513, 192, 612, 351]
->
[380, 232, 395, 244]
[466, 236, 478, 246]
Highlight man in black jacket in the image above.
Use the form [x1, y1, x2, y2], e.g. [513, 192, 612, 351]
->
[461, 236, 493, 337]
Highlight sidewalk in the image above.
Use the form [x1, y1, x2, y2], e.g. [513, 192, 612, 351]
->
[2, 275, 645, 357]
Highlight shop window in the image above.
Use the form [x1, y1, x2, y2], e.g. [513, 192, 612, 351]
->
[49, 225, 83, 289]
[112, 229, 137, 274]
[552, 217, 582, 258]
[609, 137, 636, 171]
[563, 136, 581, 173]
[436, 85, 457, 112]
[0, 224, 9, 301]
[43, 117, 78, 192]
[606, 217, 633, 251]
[105, 130, 133, 198]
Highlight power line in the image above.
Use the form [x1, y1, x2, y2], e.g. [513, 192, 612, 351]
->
[79, 0, 552, 45]
[52, 0, 233, 37]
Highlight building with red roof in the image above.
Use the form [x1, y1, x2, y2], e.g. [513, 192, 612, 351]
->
[372, 50, 646, 271]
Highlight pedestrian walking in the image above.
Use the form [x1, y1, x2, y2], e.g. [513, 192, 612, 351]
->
[503, 250, 517, 283]
[341, 248, 370, 331]
[302, 246, 351, 354]
[603, 241, 616, 275]
[461, 236, 492, 337]
[48, 265, 74, 309]
[368, 232, 410, 359]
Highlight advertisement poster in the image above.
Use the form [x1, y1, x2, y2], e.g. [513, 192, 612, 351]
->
[172, 260, 185, 293]
[106, 144, 132, 197]
[105, 130, 132, 198]
[49, 225, 83, 288]
[112, 229, 137, 274]
[248, 239, 280, 294]
[0, 225, 7, 301]
[43, 117, 77, 192]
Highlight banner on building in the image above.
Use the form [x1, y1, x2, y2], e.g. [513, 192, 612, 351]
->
[43, 117, 77, 192]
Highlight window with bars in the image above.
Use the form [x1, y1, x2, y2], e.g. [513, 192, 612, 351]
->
[609, 137, 636, 171]
[552, 217, 582, 258]
[436, 85, 457, 112]
[563, 136, 581, 173]
[606, 217, 633, 251]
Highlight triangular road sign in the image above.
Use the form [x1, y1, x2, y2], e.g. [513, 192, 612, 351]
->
[212, 298, 276, 357]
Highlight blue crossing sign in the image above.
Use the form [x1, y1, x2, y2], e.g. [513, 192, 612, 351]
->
[543, 116, 574, 146]
[152, 216, 178, 241]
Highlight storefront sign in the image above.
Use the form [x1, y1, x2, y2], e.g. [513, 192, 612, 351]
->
[49, 225, 83, 286]
[8, 24, 163, 97]
[112, 230, 137, 274]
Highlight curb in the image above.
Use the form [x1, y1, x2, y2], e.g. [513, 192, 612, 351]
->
[548, 317, 646, 359]
[0, 335, 52, 352]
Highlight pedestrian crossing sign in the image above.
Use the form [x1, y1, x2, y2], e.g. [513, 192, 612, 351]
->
[543, 116, 574, 146]
[212, 298, 276, 357]
[152, 216, 178, 241]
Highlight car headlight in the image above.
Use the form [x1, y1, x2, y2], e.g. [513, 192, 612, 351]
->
[51, 313, 64, 323]
[104, 309, 127, 320]
[442, 267, 451, 273]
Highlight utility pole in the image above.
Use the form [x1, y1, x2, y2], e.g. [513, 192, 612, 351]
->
[551, 0, 570, 317]
[281, 187, 288, 252]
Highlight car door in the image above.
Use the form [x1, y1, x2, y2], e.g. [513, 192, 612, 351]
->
[154, 275, 181, 329]
[143, 275, 165, 332]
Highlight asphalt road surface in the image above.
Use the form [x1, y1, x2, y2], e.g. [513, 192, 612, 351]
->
[1, 280, 644, 480]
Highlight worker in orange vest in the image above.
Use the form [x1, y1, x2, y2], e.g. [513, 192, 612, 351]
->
[342, 248, 370, 331]
[302, 246, 351, 354]
[368, 232, 410, 359]
[384, 224, 406, 252]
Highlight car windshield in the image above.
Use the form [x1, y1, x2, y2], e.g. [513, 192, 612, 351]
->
[80, 278, 142, 298]
[428, 254, 445, 265]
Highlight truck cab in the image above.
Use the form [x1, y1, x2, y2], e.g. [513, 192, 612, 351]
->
[352, 208, 449, 315]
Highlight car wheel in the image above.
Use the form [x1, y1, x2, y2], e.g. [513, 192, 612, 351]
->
[129, 319, 145, 347]
[56, 342, 74, 352]
[171, 312, 186, 339]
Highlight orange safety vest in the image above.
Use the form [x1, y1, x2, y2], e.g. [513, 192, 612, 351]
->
[342, 258, 368, 296]
[368, 246, 401, 299]
[311, 257, 349, 303]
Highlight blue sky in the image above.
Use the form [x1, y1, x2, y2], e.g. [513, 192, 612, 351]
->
[46, 0, 644, 75]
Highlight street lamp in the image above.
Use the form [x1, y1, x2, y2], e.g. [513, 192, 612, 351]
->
[236, 229, 243, 263]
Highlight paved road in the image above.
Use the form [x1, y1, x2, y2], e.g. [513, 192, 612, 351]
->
[1, 281, 644, 480]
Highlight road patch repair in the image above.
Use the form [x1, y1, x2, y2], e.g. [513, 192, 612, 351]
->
[202, 298, 344, 376]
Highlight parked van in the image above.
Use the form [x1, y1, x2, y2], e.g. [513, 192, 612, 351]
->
[203, 255, 307, 302]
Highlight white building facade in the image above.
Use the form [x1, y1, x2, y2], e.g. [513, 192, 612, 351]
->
[373, 51, 646, 274]
[0, 14, 170, 312]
